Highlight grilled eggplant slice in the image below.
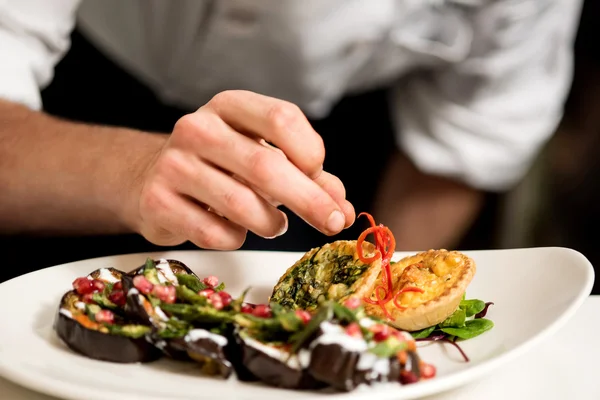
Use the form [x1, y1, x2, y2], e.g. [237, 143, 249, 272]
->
[305, 320, 409, 391]
[122, 258, 194, 326]
[224, 327, 260, 382]
[237, 328, 324, 390]
[182, 329, 232, 378]
[270, 240, 382, 311]
[54, 290, 160, 363]
[128, 258, 199, 284]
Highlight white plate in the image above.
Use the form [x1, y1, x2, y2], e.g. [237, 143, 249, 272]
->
[0, 248, 594, 400]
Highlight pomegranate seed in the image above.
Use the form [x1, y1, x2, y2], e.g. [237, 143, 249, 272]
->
[399, 370, 419, 385]
[152, 285, 176, 304]
[344, 297, 361, 309]
[72, 277, 95, 295]
[95, 309, 114, 324]
[198, 288, 215, 297]
[209, 293, 224, 310]
[370, 324, 391, 342]
[81, 293, 96, 304]
[420, 362, 436, 379]
[252, 304, 272, 318]
[113, 281, 123, 291]
[203, 275, 219, 287]
[91, 279, 105, 293]
[218, 291, 233, 307]
[241, 303, 254, 314]
[345, 322, 362, 338]
[108, 290, 126, 306]
[295, 310, 312, 324]
[133, 275, 154, 294]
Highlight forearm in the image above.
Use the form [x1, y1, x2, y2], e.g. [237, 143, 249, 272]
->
[373, 151, 484, 251]
[0, 100, 167, 235]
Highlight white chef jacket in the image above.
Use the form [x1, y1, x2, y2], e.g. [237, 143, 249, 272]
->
[0, 0, 583, 191]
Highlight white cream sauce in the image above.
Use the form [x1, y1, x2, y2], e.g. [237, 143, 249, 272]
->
[59, 308, 73, 318]
[243, 336, 303, 370]
[185, 329, 228, 347]
[97, 268, 120, 283]
[313, 321, 368, 352]
[156, 259, 178, 285]
[154, 306, 169, 321]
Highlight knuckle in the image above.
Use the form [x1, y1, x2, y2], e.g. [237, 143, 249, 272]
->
[304, 135, 325, 174]
[209, 90, 236, 111]
[139, 183, 169, 215]
[188, 224, 220, 249]
[173, 112, 220, 149]
[222, 189, 250, 217]
[188, 222, 246, 250]
[266, 102, 300, 134]
[247, 148, 276, 183]
[154, 150, 189, 180]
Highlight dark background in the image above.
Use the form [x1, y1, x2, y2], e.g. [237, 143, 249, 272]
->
[1, 1, 597, 295]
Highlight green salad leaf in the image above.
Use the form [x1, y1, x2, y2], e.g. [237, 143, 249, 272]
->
[439, 318, 494, 340]
[410, 296, 494, 341]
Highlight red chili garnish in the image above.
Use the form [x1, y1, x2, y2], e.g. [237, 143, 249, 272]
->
[357, 213, 396, 318]
[357, 213, 424, 319]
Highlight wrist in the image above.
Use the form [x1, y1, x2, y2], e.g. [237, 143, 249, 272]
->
[102, 129, 168, 235]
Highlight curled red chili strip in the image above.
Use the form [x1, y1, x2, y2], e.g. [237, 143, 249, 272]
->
[364, 286, 393, 320]
[357, 226, 382, 264]
[356, 213, 428, 318]
[357, 213, 397, 317]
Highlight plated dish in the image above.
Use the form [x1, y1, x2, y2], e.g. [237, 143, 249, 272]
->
[53, 213, 493, 392]
[0, 215, 593, 400]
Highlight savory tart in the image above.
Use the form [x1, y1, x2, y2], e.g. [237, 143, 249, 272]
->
[269, 240, 382, 311]
[364, 249, 476, 331]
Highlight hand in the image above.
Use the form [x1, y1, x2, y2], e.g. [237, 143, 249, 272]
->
[129, 90, 355, 250]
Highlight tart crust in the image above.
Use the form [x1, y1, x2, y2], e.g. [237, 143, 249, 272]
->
[364, 249, 476, 332]
[269, 240, 382, 310]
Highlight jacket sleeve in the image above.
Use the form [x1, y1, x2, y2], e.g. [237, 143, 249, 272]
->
[0, 0, 81, 110]
[392, 0, 583, 191]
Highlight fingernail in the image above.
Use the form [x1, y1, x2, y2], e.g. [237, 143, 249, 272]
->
[326, 210, 345, 234]
[264, 212, 288, 239]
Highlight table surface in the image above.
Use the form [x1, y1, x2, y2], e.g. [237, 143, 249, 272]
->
[2, 297, 598, 400]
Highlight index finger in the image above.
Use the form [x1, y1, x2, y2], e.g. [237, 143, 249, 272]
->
[206, 90, 324, 179]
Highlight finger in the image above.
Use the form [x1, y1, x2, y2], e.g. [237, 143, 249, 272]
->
[206, 90, 324, 179]
[231, 138, 287, 207]
[313, 171, 356, 228]
[141, 186, 247, 250]
[175, 111, 346, 236]
[177, 157, 289, 239]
